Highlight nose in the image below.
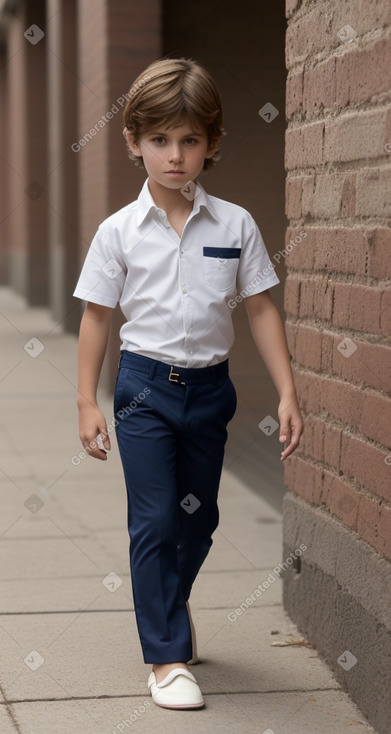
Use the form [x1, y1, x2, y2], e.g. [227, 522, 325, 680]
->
[168, 144, 183, 163]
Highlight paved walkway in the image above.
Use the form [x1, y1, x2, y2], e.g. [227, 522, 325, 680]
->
[0, 286, 376, 733]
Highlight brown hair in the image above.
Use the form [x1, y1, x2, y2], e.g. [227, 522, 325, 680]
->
[122, 57, 226, 171]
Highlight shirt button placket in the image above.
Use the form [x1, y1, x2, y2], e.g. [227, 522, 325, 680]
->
[178, 238, 194, 364]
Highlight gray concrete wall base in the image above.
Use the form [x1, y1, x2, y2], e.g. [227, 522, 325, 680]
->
[282, 491, 391, 734]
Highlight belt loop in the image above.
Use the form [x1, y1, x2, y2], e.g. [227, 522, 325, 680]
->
[148, 359, 158, 381]
[212, 364, 218, 385]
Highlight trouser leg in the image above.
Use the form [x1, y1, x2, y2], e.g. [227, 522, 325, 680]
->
[114, 371, 192, 663]
[175, 377, 237, 600]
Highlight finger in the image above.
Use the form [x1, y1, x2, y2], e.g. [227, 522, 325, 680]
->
[98, 428, 111, 452]
[279, 422, 291, 444]
[83, 437, 108, 461]
[280, 423, 303, 461]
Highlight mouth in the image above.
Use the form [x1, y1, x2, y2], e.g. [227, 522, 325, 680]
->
[165, 170, 185, 174]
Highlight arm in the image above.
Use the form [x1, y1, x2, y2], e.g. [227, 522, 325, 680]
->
[76, 301, 114, 460]
[244, 290, 304, 461]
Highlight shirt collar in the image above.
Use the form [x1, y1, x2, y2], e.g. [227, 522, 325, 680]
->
[135, 176, 219, 227]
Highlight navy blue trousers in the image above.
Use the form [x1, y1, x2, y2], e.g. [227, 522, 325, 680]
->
[113, 351, 237, 663]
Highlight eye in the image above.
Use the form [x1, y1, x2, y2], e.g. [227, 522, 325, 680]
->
[152, 137, 166, 144]
[184, 137, 197, 144]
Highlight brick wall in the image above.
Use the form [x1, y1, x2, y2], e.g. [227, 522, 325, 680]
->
[284, 0, 391, 561]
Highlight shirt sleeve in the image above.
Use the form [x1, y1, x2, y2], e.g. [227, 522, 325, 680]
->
[236, 214, 280, 297]
[72, 223, 126, 308]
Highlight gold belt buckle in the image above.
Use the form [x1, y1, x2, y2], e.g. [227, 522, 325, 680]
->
[168, 365, 185, 385]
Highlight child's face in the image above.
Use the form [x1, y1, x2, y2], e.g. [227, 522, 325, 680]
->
[125, 118, 217, 190]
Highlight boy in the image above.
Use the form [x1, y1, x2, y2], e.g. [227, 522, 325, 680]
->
[73, 57, 303, 710]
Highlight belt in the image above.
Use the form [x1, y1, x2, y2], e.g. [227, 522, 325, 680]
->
[118, 351, 229, 385]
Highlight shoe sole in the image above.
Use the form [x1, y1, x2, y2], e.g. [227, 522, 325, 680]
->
[153, 700, 205, 709]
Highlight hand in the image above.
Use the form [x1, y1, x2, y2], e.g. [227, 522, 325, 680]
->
[277, 395, 304, 461]
[78, 404, 111, 461]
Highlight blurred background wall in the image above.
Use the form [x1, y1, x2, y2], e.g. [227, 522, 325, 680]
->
[0, 0, 288, 509]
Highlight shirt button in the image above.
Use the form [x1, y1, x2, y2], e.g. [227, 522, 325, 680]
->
[182, 287, 187, 294]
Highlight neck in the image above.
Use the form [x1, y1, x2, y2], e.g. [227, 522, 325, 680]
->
[147, 177, 195, 216]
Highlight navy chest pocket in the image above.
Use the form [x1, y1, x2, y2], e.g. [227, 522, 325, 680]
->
[203, 247, 241, 291]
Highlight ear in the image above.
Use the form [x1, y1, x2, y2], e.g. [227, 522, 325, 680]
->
[123, 129, 142, 157]
[205, 140, 219, 159]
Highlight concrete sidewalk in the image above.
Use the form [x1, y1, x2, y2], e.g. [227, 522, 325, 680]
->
[0, 286, 376, 734]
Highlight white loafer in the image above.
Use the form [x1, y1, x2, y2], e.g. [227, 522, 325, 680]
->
[186, 600, 199, 664]
[148, 668, 204, 709]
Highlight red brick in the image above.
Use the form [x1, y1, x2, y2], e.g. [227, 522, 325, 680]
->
[301, 173, 337, 219]
[295, 324, 322, 371]
[285, 127, 302, 170]
[314, 228, 369, 275]
[312, 416, 325, 461]
[284, 275, 301, 317]
[283, 451, 296, 491]
[297, 277, 333, 321]
[348, 285, 382, 334]
[285, 227, 315, 270]
[313, 277, 334, 320]
[302, 121, 324, 166]
[340, 433, 391, 502]
[286, 5, 336, 68]
[360, 391, 391, 448]
[323, 422, 342, 471]
[285, 121, 324, 170]
[356, 167, 391, 218]
[303, 172, 348, 220]
[285, 320, 298, 359]
[323, 469, 359, 531]
[385, 106, 391, 152]
[381, 289, 391, 337]
[332, 335, 391, 394]
[320, 329, 335, 374]
[301, 414, 315, 457]
[319, 377, 363, 427]
[284, 454, 324, 505]
[336, 32, 391, 107]
[333, 283, 383, 334]
[285, 176, 303, 219]
[368, 228, 391, 279]
[332, 282, 351, 329]
[286, 69, 303, 119]
[290, 328, 391, 394]
[292, 369, 321, 415]
[303, 57, 336, 114]
[298, 279, 314, 318]
[340, 173, 356, 218]
[324, 108, 388, 163]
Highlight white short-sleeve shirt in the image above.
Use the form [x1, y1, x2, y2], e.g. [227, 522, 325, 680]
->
[73, 177, 280, 368]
